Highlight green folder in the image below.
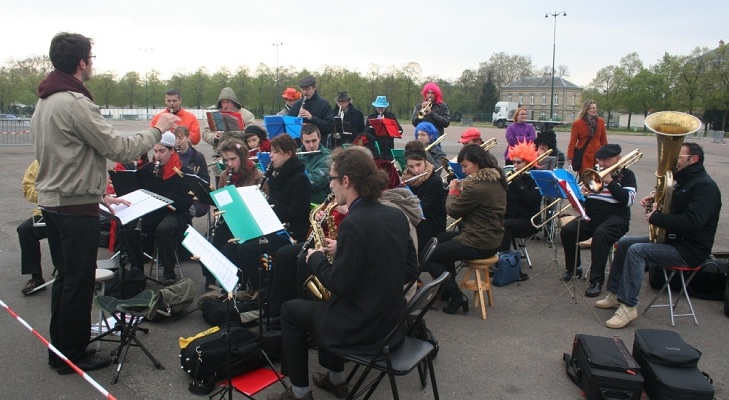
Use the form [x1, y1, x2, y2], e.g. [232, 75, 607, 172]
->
[210, 185, 285, 243]
[391, 149, 406, 171]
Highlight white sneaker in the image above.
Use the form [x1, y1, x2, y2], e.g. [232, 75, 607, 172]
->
[595, 292, 620, 309]
[605, 303, 637, 329]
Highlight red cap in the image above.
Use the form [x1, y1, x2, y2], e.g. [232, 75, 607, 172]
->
[458, 128, 482, 143]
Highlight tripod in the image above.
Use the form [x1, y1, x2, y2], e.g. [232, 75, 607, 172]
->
[209, 235, 287, 399]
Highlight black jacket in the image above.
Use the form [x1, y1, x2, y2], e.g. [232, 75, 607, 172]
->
[265, 157, 311, 242]
[505, 173, 542, 221]
[308, 199, 416, 356]
[365, 111, 403, 161]
[333, 104, 365, 145]
[411, 101, 451, 135]
[407, 171, 446, 249]
[584, 168, 637, 221]
[650, 163, 722, 266]
[288, 91, 334, 143]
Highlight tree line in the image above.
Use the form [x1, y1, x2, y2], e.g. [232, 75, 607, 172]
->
[2, 44, 728, 130]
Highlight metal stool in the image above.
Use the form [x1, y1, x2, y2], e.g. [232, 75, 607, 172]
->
[643, 265, 702, 326]
[459, 255, 498, 320]
[93, 268, 115, 350]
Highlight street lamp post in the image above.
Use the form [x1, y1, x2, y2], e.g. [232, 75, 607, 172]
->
[273, 42, 283, 111]
[546, 11, 566, 121]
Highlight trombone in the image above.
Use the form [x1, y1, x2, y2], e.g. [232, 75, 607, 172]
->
[434, 137, 497, 174]
[425, 133, 447, 152]
[530, 148, 643, 229]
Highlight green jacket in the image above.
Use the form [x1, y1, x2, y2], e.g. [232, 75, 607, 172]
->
[447, 167, 506, 250]
[299, 144, 332, 204]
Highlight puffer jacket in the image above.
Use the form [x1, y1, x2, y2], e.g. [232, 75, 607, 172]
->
[447, 167, 506, 249]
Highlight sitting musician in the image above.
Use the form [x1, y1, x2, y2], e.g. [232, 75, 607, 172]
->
[499, 141, 542, 280]
[411, 81, 450, 137]
[560, 144, 636, 298]
[268, 148, 416, 400]
[174, 125, 210, 217]
[122, 132, 194, 285]
[243, 125, 271, 157]
[299, 124, 332, 204]
[424, 145, 506, 315]
[404, 139, 435, 166]
[365, 95, 403, 161]
[415, 121, 447, 167]
[458, 128, 484, 146]
[401, 147, 446, 251]
[331, 91, 364, 147]
[221, 135, 311, 291]
[204, 138, 263, 289]
[352, 132, 400, 189]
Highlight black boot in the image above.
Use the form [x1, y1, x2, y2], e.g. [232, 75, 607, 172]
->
[585, 280, 602, 297]
[561, 267, 582, 281]
[443, 289, 468, 315]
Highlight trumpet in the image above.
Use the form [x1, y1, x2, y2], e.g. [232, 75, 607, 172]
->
[425, 133, 447, 152]
[530, 149, 643, 229]
[417, 99, 432, 119]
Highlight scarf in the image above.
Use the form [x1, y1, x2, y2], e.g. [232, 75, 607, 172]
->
[586, 115, 597, 138]
[160, 152, 182, 180]
[230, 160, 257, 186]
[37, 70, 93, 100]
[401, 163, 434, 188]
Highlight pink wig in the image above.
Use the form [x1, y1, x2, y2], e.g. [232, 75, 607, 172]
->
[421, 82, 443, 103]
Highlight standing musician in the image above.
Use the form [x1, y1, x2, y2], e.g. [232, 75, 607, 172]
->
[596, 142, 721, 329]
[122, 132, 195, 285]
[500, 141, 542, 254]
[267, 148, 416, 400]
[567, 100, 607, 174]
[150, 88, 200, 144]
[221, 135, 311, 291]
[560, 144, 636, 298]
[331, 91, 365, 147]
[411, 81, 450, 136]
[424, 145, 506, 315]
[288, 76, 335, 148]
[415, 121, 447, 167]
[401, 147, 446, 251]
[365, 95, 403, 161]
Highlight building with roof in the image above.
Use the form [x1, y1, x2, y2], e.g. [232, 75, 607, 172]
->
[499, 76, 582, 122]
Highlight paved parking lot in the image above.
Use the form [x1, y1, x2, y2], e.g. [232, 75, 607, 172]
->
[0, 120, 727, 399]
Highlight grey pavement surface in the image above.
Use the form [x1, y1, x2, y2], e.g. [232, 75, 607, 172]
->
[0, 120, 727, 399]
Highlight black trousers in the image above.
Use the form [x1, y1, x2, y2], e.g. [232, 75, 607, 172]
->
[280, 299, 344, 387]
[499, 218, 538, 252]
[124, 214, 187, 273]
[221, 232, 292, 290]
[560, 215, 629, 284]
[17, 216, 62, 276]
[425, 231, 498, 296]
[269, 243, 311, 317]
[43, 210, 99, 363]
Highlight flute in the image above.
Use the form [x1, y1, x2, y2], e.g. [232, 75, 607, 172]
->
[402, 171, 428, 185]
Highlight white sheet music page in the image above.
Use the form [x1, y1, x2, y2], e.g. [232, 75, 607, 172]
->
[237, 186, 285, 235]
[181, 226, 239, 293]
[100, 189, 171, 225]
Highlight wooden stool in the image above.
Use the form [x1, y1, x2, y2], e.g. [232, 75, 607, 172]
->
[459, 255, 498, 320]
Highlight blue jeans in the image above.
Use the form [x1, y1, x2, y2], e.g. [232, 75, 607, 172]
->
[606, 236, 687, 307]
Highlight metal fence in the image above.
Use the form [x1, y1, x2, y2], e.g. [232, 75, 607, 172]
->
[0, 120, 33, 146]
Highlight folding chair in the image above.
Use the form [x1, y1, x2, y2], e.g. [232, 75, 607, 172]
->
[513, 237, 533, 269]
[643, 264, 703, 326]
[92, 289, 164, 384]
[343, 271, 449, 400]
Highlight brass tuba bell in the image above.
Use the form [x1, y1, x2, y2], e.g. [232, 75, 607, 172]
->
[644, 111, 701, 243]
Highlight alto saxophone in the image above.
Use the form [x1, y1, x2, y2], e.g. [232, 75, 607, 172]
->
[303, 194, 337, 301]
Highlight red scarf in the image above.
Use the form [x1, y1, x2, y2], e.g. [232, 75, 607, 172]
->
[38, 70, 94, 100]
[160, 152, 182, 180]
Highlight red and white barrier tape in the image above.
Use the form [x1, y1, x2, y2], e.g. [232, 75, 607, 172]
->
[0, 298, 117, 400]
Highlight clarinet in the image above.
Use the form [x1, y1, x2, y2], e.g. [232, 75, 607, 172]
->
[153, 160, 161, 177]
[210, 168, 233, 246]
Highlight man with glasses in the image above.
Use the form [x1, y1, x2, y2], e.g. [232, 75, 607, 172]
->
[595, 142, 721, 329]
[559, 144, 636, 299]
[150, 88, 201, 144]
[32, 32, 178, 373]
[288, 76, 334, 148]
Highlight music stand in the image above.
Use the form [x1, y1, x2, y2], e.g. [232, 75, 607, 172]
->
[530, 170, 601, 322]
[368, 118, 401, 138]
[264, 115, 303, 139]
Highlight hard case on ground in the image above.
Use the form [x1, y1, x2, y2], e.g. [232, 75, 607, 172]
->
[565, 334, 644, 400]
[632, 329, 714, 400]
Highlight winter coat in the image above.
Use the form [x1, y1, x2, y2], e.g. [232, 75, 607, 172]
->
[265, 157, 311, 242]
[447, 167, 506, 250]
[299, 144, 332, 204]
[288, 91, 335, 144]
[411, 101, 451, 135]
[404, 167, 446, 249]
[567, 117, 607, 173]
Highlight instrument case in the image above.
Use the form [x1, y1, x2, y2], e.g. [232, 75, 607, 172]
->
[632, 329, 714, 400]
[565, 334, 644, 400]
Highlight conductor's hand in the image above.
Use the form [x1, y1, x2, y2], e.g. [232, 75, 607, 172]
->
[103, 195, 131, 215]
[154, 113, 181, 133]
[298, 108, 312, 120]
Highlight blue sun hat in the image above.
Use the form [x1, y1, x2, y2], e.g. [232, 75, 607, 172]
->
[371, 96, 389, 108]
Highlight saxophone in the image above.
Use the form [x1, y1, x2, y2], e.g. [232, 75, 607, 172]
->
[303, 194, 337, 301]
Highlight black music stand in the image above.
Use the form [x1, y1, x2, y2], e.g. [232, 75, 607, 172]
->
[530, 170, 601, 322]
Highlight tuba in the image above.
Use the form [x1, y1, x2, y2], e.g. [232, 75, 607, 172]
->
[302, 194, 337, 301]
[644, 111, 701, 243]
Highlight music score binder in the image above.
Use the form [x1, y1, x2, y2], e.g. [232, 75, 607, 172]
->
[210, 185, 285, 243]
[390, 149, 406, 171]
[206, 111, 245, 132]
[100, 189, 174, 225]
[181, 226, 239, 293]
[264, 115, 303, 139]
[448, 161, 466, 180]
[368, 118, 401, 138]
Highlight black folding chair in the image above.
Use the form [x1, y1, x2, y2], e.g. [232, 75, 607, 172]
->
[343, 271, 449, 399]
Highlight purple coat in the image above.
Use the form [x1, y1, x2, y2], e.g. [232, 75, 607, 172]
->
[504, 122, 536, 161]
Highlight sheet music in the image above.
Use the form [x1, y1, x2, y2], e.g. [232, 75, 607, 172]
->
[100, 189, 173, 225]
[237, 186, 286, 235]
[181, 226, 239, 293]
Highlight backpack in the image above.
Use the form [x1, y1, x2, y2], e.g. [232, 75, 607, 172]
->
[198, 289, 259, 327]
[145, 277, 196, 321]
[104, 267, 147, 299]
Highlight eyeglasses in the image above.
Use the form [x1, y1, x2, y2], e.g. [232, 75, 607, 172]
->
[513, 160, 525, 164]
[327, 175, 342, 182]
[677, 154, 693, 158]
[87, 55, 96, 60]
